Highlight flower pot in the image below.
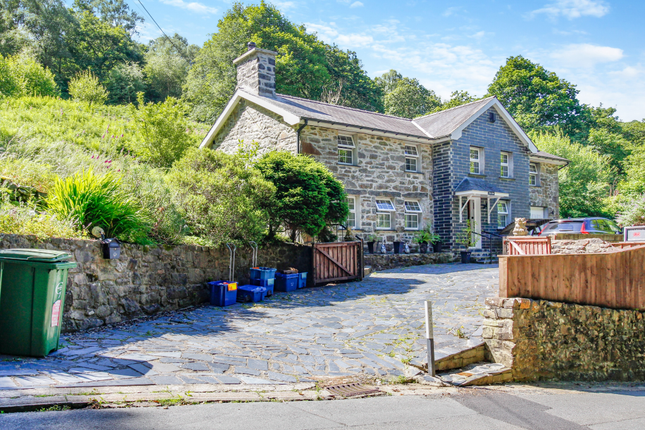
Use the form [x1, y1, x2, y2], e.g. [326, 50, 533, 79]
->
[433, 242, 442, 253]
[393, 241, 404, 254]
[367, 242, 375, 254]
[419, 242, 428, 254]
[460, 251, 472, 264]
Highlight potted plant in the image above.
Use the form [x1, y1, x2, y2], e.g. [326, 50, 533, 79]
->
[430, 233, 443, 253]
[393, 240, 404, 254]
[457, 220, 476, 263]
[414, 229, 432, 253]
[343, 227, 354, 242]
[366, 234, 377, 254]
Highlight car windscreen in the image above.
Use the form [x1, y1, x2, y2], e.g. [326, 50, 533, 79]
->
[605, 219, 622, 233]
[544, 221, 583, 232]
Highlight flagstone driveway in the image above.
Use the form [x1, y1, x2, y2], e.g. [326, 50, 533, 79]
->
[0, 263, 498, 389]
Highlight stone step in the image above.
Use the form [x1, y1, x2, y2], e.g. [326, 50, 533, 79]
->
[438, 362, 512, 386]
[364, 265, 372, 277]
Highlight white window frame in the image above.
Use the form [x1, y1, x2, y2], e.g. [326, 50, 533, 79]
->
[500, 151, 512, 178]
[497, 201, 510, 229]
[338, 135, 356, 165]
[404, 200, 422, 230]
[345, 195, 359, 229]
[404, 145, 419, 172]
[530, 206, 547, 219]
[375, 199, 395, 230]
[529, 162, 539, 186]
[470, 147, 483, 175]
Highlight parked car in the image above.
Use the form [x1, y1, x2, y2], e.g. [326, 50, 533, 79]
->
[539, 217, 622, 236]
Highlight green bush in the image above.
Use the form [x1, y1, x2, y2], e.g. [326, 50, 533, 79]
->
[617, 195, 645, 227]
[167, 147, 274, 245]
[68, 71, 108, 105]
[0, 54, 59, 98]
[255, 151, 348, 241]
[0, 202, 83, 239]
[46, 168, 150, 242]
[106, 62, 146, 105]
[130, 93, 197, 167]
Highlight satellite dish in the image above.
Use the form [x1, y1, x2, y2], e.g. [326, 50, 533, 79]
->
[91, 226, 105, 239]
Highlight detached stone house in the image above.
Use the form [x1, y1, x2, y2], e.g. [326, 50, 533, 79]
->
[200, 44, 567, 251]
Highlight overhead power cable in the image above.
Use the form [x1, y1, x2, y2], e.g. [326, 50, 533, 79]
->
[134, 0, 193, 64]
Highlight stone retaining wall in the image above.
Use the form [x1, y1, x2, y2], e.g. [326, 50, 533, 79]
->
[483, 297, 645, 381]
[0, 235, 311, 333]
[364, 252, 456, 271]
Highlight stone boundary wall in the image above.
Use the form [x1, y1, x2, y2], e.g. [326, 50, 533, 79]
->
[364, 252, 456, 271]
[0, 235, 311, 333]
[483, 297, 645, 381]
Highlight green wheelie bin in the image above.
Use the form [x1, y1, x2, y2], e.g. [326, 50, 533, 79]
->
[0, 249, 77, 357]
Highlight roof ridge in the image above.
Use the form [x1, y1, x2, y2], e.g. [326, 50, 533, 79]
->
[412, 96, 496, 122]
[275, 93, 414, 122]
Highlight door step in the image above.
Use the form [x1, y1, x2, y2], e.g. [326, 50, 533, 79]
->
[438, 362, 512, 386]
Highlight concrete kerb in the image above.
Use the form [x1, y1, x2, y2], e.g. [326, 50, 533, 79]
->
[0, 382, 461, 413]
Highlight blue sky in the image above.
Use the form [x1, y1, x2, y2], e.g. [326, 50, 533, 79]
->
[131, 0, 645, 121]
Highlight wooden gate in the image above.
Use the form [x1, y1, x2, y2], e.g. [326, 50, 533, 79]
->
[312, 241, 363, 286]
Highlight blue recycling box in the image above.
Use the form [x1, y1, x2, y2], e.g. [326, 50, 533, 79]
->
[237, 285, 266, 303]
[275, 273, 298, 292]
[209, 281, 237, 307]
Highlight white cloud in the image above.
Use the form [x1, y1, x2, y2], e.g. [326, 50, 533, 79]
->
[350, 1, 364, 8]
[305, 22, 374, 48]
[273, 1, 296, 10]
[159, 0, 217, 14]
[550, 43, 623, 68]
[442, 7, 462, 17]
[609, 66, 643, 79]
[531, 0, 609, 20]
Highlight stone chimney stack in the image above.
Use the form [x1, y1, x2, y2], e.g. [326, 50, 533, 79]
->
[233, 42, 277, 98]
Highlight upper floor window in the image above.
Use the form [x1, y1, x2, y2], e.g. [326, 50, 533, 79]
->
[338, 135, 355, 165]
[500, 151, 512, 178]
[529, 162, 540, 186]
[346, 196, 358, 229]
[470, 147, 483, 175]
[404, 145, 419, 172]
[404, 201, 422, 230]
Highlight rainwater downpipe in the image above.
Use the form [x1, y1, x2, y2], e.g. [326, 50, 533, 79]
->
[296, 119, 308, 154]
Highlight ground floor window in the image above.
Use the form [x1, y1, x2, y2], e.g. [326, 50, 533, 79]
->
[498, 201, 510, 228]
[530, 206, 546, 219]
[404, 201, 422, 230]
[377, 213, 391, 229]
[346, 196, 358, 228]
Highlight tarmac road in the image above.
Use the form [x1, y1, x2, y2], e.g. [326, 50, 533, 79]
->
[2, 383, 645, 430]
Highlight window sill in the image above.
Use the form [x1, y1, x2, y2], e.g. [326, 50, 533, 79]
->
[468, 173, 485, 178]
[529, 184, 541, 188]
[500, 177, 515, 181]
[405, 170, 423, 175]
[338, 162, 357, 166]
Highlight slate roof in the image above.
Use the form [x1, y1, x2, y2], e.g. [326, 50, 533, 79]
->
[260, 93, 429, 138]
[531, 151, 569, 163]
[454, 177, 508, 195]
[412, 97, 496, 139]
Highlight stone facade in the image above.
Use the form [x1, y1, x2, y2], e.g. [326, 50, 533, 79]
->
[300, 126, 433, 242]
[213, 100, 297, 155]
[437, 107, 532, 250]
[483, 297, 645, 381]
[528, 162, 560, 218]
[0, 234, 311, 333]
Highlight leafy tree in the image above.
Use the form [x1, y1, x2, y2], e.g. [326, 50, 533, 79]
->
[255, 151, 348, 241]
[0, 54, 22, 97]
[375, 70, 441, 118]
[73, 0, 143, 34]
[144, 34, 199, 102]
[130, 92, 196, 168]
[68, 70, 108, 104]
[8, 53, 60, 97]
[106, 61, 145, 104]
[488, 56, 591, 139]
[183, 1, 382, 122]
[433, 90, 478, 112]
[167, 147, 275, 245]
[531, 129, 611, 217]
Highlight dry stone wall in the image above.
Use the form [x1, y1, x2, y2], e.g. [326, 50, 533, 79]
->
[364, 252, 456, 271]
[0, 234, 310, 333]
[301, 125, 433, 242]
[483, 297, 645, 381]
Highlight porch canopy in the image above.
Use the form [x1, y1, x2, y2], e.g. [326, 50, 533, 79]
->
[454, 177, 509, 223]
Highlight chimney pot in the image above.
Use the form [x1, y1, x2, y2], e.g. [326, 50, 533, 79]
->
[247, 42, 256, 51]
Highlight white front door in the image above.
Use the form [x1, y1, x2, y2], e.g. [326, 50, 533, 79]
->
[468, 197, 482, 249]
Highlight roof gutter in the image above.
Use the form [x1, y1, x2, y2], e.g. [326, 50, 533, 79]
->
[305, 119, 434, 144]
[296, 119, 308, 154]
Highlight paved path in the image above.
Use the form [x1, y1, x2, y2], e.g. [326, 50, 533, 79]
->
[0, 264, 498, 390]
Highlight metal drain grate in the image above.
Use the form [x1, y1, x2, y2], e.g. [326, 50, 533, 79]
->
[325, 383, 382, 398]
